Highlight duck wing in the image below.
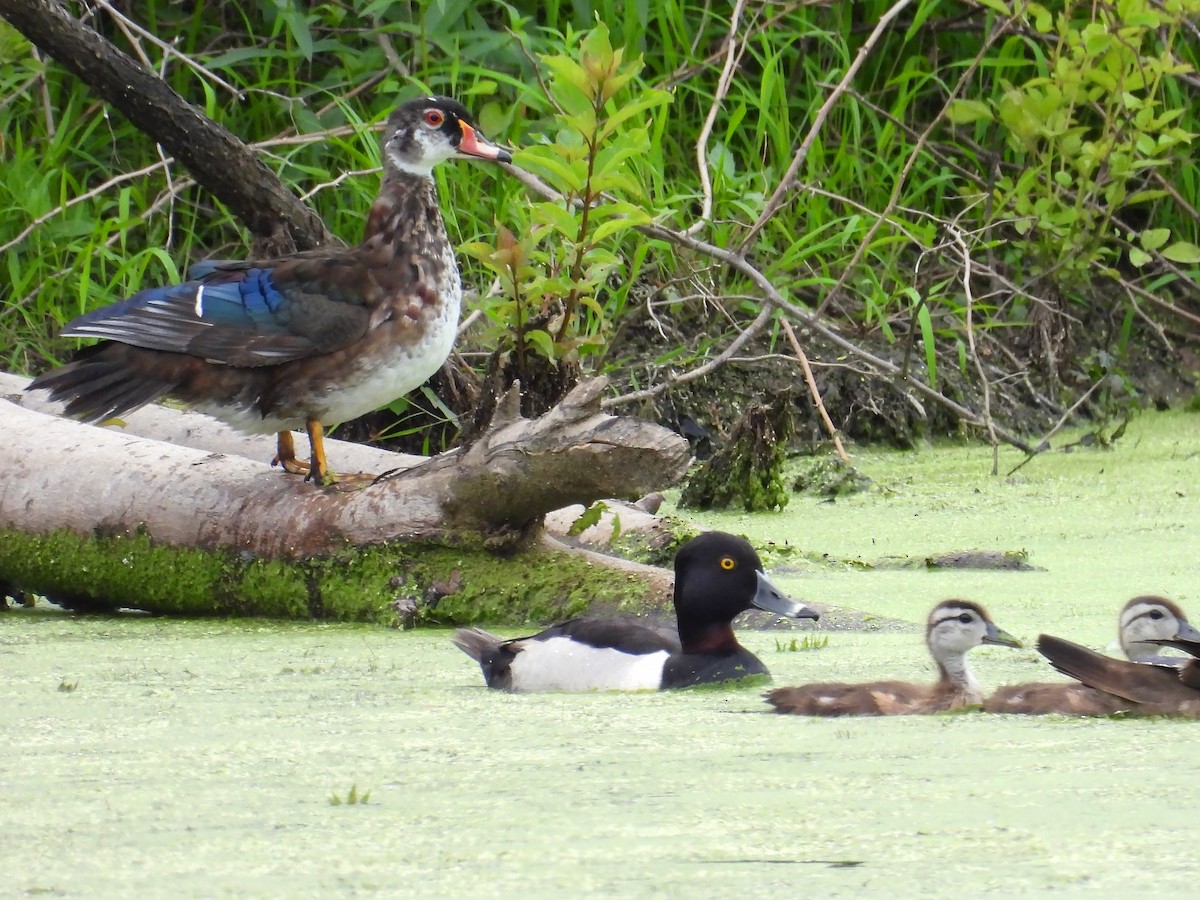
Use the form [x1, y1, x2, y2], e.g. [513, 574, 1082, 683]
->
[59, 249, 387, 367]
[1036, 634, 1196, 708]
[535, 617, 681, 655]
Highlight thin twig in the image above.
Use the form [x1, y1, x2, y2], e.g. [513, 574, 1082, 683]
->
[610, 303, 776, 408]
[779, 317, 849, 463]
[30, 47, 55, 137]
[1006, 379, 1104, 477]
[945, 220, 999, 473]
[685, 0, 749, 237]
[815, 9, 1020, 316]
[740, 0, 916, 251]
[93, 0, 245, 100]
[505, 158, 1036, 452]
[0, 125, 368, 258]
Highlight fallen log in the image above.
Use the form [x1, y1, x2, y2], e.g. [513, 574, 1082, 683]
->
[0, 373, 690, 623]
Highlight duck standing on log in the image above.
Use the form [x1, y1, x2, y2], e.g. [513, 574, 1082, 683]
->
[28, 96, 511, 486]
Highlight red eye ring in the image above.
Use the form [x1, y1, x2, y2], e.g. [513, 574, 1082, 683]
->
[719, 557, 736, 571]
[424, 109, 445, 127]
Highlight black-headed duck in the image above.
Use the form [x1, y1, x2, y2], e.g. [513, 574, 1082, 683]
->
[453, 532, 819, 691]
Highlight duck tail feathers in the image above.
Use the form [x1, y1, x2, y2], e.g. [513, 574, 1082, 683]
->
[451, 626, 503, 662]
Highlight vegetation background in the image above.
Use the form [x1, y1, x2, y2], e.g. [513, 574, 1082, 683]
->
[2, 0, 1198, 462]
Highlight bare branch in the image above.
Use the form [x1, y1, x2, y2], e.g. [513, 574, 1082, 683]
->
[684, 0, 750, 237]
[779, 318, 849, 463]
[740, 0, 916, 250]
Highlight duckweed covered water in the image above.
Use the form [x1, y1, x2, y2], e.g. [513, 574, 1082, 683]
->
[2, 410, 1199, 896]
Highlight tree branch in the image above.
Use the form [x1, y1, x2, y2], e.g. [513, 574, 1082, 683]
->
[0, 0, 332, 253]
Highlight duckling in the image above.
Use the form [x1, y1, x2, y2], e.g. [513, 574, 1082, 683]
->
[1036, 631, 1200, 718]
[452, 531, 820, 692]
[983, 596, 1200, 715]
[765, 599, 1020, 716]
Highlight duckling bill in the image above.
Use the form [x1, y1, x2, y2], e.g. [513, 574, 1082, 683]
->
[453, 532, 820, 691]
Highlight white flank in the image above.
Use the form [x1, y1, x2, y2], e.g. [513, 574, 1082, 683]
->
[194, 284, 205, 318]
[508, 636, 669, 692]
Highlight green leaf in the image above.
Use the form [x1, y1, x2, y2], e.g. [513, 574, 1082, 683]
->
[531, 202, 580, 236]
[590, 209, 652, 243]
[1128, 247, 1152, 268]
[917, 302, 937, 388]
[945, 99, 994, 125]
[1161, 241, 1200, 264]
[1139, 228, 1170, 251]
[597, 91, 672, 142]
[568, 501, 608, 536]
[542, 56, 592, 104]
[516, 148, 587, 193]
[523, 328, 557, 361]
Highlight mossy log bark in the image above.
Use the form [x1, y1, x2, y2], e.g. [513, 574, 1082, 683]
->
[0, 373, 689, 623]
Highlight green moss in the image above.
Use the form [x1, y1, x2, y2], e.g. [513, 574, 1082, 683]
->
[405, 542, 665, 626]
[0, 529, 670, 626]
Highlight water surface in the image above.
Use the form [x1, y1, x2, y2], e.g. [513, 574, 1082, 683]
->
[3, 410, 1199, 896]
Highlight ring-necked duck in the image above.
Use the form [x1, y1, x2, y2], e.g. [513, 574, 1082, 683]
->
[453, 531, 819, 691]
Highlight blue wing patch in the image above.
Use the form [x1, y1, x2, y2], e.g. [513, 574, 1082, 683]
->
[61, 262, 368, 367]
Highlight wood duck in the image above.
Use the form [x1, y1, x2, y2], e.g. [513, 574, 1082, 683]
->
[766, 599, 1021, 716]
[452, 532, 821, 691]
[984, 596, 1200, 715]
[1036, 630, 1200, 718]
[27, 96, 511, 486]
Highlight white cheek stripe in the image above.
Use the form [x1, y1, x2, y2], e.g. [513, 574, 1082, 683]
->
[508, 636, 668, 692]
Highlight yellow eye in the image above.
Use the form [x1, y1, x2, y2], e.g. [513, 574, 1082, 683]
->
[719, 556, 736, 571]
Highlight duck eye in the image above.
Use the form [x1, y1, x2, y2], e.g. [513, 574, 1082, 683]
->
[958, 613, 973, 624]
[423, 109, 445, 127]
[719, 557, 736, 571]
[1150, 609, 1164, 619]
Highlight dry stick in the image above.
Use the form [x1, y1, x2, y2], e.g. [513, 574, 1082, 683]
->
[633, 222, 1036, 454]
[814, 11, 1019, 316]
[945, 221, 1000, 474]
[739, 0, 916, 252]
[1006, 379, 1104, 478]
[685, 0, 749, 237]
[30, 47, 55, 136]
[0, 124, 364, 258]
[495, 167, 1039, 452]
[779, 317, 850, 463]
[94, 0, 245, 99]
[610, 303, 776, 408]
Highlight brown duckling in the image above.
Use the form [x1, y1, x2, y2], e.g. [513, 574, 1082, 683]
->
[984, 596, 1200, 715]
[766, 599, 1021, 716]
[1036, 631, 1200, 718]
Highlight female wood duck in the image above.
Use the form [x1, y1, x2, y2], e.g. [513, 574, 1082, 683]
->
[452, 532, 821, 691]
[766, 599, 1021, 716]
[984, 596, 1200, 715]
[1035, 630, 1200, 718]
[28, 96, 510, 486]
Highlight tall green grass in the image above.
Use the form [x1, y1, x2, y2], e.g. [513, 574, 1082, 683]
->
[1, 0, 1197, 419]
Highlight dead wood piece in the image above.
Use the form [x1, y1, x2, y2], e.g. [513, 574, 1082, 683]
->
[3, 375, 688, 557]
